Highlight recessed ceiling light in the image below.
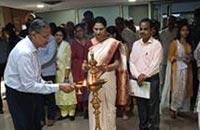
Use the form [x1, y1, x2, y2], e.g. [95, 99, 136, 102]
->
[37, 4, 44, 8]
[129, 0, 136, 1]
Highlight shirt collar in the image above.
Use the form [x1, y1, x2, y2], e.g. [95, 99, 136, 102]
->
[141, 36, 154, 45]
[25, 36, 38, 53]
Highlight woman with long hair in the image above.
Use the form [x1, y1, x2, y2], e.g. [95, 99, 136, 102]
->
[161, 21, 193, 118]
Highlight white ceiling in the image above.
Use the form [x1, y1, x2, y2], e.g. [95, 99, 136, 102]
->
[0, 0, 156, 12]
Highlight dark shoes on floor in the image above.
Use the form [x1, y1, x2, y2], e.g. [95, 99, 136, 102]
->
[57, 115, 75, 121]
[83, 110, 88, 119]
[41, 119, 56, 127]
[0, 110, 3, 114]
[47, 119, 56, 126]
[57, 116, 68, 120]
[69, 116, 75, 121]
[170, 109, 177, 119]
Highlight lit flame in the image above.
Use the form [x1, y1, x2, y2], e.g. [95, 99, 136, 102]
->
[83, 79, 87, 86]
[88, 76, 94, 85]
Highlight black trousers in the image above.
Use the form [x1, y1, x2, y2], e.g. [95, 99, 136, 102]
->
[6, 85, 43, 130]
[136, 74, 160, 130]
[0, 63, 6, 112]
[42, 75, 57, 120]
[0, 81, 2, 112]
[0, 95, 2, 111]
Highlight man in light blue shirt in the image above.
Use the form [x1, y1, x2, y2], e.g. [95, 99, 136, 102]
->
[38, 34, 57, 126]
[39, 35, 57, 78]
[4, 19, 73, 130]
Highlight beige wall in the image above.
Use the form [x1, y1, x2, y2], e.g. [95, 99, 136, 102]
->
[38, 9, 76, 26]
[78, 5, 121, 26]
[37, 4, 149, 26]
[37, 5, 123, 26]
[128, 4, 148, 25]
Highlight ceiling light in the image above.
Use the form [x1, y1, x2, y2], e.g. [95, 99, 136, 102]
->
[42, 0, 63, 5]
[128, 0, 136, 2]
[37, 4, 44, 8]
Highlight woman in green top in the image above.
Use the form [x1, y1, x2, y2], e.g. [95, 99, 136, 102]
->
[55, 27, 77, 120]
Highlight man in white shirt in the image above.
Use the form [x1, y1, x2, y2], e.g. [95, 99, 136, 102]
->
[4, 19, 73, 130]
[129, 18, 163, 130]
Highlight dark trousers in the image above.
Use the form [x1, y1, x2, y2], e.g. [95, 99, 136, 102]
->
[0, 83, 2, 111]
[0, 96, 2, 111]
[0, 63, 6, 111]
[6, 85, 43, 130]
[42, 75, 57, 120]
[191, 61, 199, 110]
[136, 74, 160, 130]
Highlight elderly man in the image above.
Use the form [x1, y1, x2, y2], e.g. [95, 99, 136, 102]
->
[129, 18, 163, 130]
[4, 19, 74, 130]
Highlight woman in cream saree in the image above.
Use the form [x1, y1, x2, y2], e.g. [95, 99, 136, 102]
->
[161, 22, 193, 118]
[86, 16, 128, 130]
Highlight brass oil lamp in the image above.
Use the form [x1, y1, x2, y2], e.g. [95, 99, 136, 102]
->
[75, 53, 106, 130]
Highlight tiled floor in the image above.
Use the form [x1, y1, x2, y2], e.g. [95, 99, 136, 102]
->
[0, 100, 198, 130]
[0, 81, 198, 130]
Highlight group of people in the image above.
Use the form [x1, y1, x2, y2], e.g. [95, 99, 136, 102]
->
[0, 8, 200, 130]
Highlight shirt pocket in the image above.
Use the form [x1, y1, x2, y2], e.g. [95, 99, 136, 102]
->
[144, 51, 152, 66]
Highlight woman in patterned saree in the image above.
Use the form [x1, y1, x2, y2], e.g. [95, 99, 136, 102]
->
[161, 21, 193, 119]
[83, 16, 127, 130]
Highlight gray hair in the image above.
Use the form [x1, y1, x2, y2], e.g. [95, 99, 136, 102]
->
[28, 19, 49, 34]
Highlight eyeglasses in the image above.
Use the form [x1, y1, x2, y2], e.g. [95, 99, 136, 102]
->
[55, 33, 64, 37]
[37, 33, 49, 40]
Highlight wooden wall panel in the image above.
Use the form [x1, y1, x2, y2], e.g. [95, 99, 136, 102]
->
[1, 6, 31, 31]
[2, 7, 12, 25]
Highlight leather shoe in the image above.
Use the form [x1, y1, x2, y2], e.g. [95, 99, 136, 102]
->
[170, 109, 177, 119]
[40, 121, 45, 127]
[69, 116, 75, 121]
[0, 110, 4, 114]
[57, 116, 68, 120]
[47, 119, 56, 126]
